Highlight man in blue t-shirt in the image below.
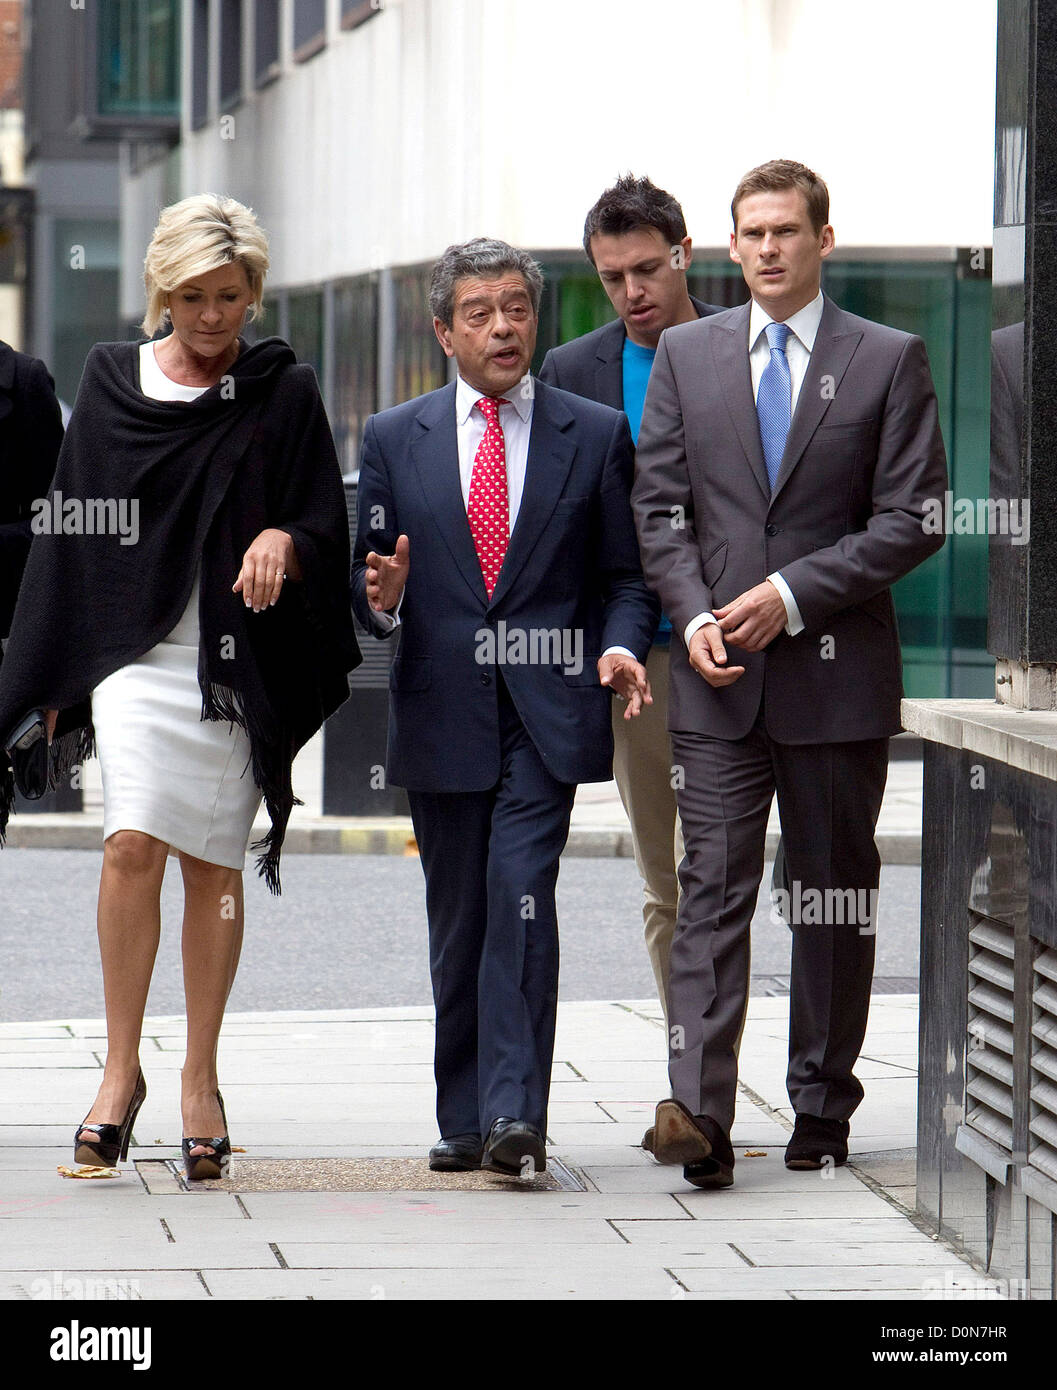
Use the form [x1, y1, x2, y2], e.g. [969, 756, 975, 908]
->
[539, 176, 722, 1155]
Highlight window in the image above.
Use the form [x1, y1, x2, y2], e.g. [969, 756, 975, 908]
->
[190, 0, 209, 129]
[52, 220, 122, 405]
[254, 0, 280, 86]
[392, 265, 447, 406]
[333, 275, 379, 474]
[95, 0, 180, 123]
[293, 0, 327, 61]
[219, 0, 242, 109]
[287, 288, 324, 382]
[342, 0, 382, 29]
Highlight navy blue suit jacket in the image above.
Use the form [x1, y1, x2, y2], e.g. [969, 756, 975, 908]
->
[351, 378, 659, 791]
[538, 295, 721, 408]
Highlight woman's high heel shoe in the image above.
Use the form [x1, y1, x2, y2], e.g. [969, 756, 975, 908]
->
[182, 1089, 231, 1181]
[74, 1068, 147, 1167]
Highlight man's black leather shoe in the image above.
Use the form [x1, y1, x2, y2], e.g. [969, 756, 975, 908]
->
[681, 1115, 735, 1189]
[481, 1118, 547, 1176]
[784, 1115, 850, 1169]
[428, 1134, 483, 1172]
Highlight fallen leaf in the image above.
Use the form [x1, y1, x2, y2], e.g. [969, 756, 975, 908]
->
[743, 1150, 767, 1158]
[57, 1165, 120, 1180]
[232, 1146, 247, 1153]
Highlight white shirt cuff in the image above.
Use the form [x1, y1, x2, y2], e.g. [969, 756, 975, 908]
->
[683, 613, 717, 647]
[602, 646, 637, 661]
[372, 591, 405, 631]
[767, 572, 804, 636]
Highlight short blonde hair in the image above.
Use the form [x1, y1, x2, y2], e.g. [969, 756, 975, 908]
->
[142, 193, 270, 335]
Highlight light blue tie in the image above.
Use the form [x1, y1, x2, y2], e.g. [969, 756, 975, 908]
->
[757, 321, 792, 490]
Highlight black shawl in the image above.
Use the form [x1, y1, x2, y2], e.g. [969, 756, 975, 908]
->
[0, 336, 361, 890]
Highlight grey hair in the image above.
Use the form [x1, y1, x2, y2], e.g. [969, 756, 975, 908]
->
[429, 237, 543, 326]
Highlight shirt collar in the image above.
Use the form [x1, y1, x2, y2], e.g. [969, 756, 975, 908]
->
[456, 372, 534, 424]
[749, 289, 825, 354]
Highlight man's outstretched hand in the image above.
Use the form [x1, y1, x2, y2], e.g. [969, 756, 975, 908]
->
[599, 653, 652, 719]
[365, 534, 410, 612]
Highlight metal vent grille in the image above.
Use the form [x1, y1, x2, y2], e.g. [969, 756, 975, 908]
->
[966, 916, 1016, 1151]
[1029, 946, 1057, 1183]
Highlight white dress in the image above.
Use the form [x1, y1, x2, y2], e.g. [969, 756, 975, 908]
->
[90, 343, 262, 869]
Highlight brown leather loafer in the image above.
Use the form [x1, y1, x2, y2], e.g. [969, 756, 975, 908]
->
[652, 1099, 716, 1165]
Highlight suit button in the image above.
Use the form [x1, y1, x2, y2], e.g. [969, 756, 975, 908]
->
[480, 673, 492, 686]
[765, 523, 779, 537]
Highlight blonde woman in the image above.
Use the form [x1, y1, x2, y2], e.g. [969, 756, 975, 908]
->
[0, 194, 360, 1178]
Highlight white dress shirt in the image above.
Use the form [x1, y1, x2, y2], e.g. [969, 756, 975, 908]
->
[376, 374, 636, 663]
[373, 375, 531, 631]
[684, 289, 824, 649]
[455, 372, 533, 519]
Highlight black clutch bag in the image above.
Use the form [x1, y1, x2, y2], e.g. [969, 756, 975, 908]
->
[4, 709, 49, 800]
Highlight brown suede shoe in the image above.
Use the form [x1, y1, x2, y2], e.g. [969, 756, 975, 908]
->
[784, 1115, 849, 1170]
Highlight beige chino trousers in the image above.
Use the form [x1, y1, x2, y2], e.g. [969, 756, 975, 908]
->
[611, 642, 683, 1025]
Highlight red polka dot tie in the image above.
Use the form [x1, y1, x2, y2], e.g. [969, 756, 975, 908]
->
[468, 396, 510, 598]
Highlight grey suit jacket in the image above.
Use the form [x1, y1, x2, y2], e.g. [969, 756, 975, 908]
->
[631, 295, 949, 745]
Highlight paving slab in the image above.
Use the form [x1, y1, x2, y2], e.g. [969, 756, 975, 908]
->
[275, 1241, 745, 1269]
[2, 1270, 210, 1299]
[233, 1190, 687, 1218]
[671, 1265, 960, 1293]
[198, 1267, 681, 1299]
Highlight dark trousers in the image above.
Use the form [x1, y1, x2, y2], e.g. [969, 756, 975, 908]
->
[408, 682, 576, 1138]
[668, 718, 888, 1132]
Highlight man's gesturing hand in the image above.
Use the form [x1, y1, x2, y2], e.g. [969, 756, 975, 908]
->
[713, 580, 786, 652]
[365, 534, 410, 613]
[598, 653, 652, 719]
[688, 623, 746, 687]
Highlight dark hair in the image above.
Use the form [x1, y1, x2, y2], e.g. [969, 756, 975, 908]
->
[731, 159, 830, 233]
[429, 237, 543, 327]
[582, 174, 688, 265]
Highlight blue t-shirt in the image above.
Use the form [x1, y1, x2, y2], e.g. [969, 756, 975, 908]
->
[622, 337, 672, 647]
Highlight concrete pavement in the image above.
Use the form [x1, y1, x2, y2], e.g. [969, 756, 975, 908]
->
[1, 993, 1005, 1302]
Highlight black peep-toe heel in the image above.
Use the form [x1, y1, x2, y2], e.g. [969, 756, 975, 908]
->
[74, 1068, 147, 1167]
[182, 1089, 231, 1181]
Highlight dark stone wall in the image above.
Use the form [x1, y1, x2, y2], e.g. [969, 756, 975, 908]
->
[989, 0, 1057, 663]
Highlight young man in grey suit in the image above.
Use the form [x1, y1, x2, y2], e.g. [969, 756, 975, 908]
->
[539, 176, 720, 1065]
[632, 160, 948, 1189]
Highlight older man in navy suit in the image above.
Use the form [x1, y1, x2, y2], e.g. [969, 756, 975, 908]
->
[351, 238, 658, 1176]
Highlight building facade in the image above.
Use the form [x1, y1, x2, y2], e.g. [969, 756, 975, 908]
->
[107, 0, 997, 697]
